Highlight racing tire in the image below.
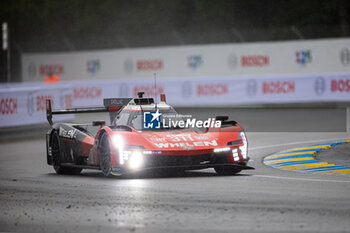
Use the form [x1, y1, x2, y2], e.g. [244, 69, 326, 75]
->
[99, 132, 116, 177]
[214, 166, 241, 175]
[51, 131, 82, 175]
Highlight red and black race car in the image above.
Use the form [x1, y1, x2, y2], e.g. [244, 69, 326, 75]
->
[46, 92, 253, 177]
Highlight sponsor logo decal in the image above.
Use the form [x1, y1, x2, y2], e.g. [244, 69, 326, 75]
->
[314, 77, 326, 96]
[263, 81, 295, 94]
[154, 135, 218, 149]
[147, 134, 219, 149]
[340, 48, 350, 66]
[59, 127, 76, 139]
[137, 59, 163, 71]
[241, 55, 269, 67]
[36, 95, 54, 111]
[74, 87, 102, 100]
[197, 84, 228, 96]
[0, 98, 18, 115]
[296, 50, 312, 66]
[64, 94, 73, 108]
[87, 59, 101, 74]
[331, 79, 350, 92]
[188, 55, 203, 70]
[40, 64, 64, 76]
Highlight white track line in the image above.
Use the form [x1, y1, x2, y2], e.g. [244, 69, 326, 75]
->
[255, 174, 350, 183]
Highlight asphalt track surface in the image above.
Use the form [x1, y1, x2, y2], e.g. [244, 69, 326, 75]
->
[1, 110, 350, 233]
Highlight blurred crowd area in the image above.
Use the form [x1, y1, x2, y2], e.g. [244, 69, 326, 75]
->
[0, 0, 349, 82]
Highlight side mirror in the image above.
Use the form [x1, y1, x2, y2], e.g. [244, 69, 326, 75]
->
[215, 116, 229, 122]
[92, 120, 106, 126]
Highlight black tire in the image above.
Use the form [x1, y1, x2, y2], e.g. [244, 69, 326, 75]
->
[214, 166, 241, 175]
[51, 131, 82, 175]
[99, 132, 115, 177]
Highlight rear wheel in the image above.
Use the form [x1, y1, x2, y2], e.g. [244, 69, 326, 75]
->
[99, 132, 115, 177]
[214, 166, 241, 175]
[51, 131, 82, 175]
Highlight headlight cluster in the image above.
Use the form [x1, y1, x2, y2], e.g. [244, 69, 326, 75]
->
[112, 135, 161, 170]
[232, 148, 239, 161]
[112, 135, 126, 165]
[239, 131, 248, 159]
[213, 147, 231, 153]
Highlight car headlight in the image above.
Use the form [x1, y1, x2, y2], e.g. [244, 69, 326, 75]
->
[232, 148, 239, 161]
[213, 147, 231, 153]
[128, 151, 143, 169]
[112, 134, 124, 148]
[112, 134, 125, 165]
[239, 131, 248, 159]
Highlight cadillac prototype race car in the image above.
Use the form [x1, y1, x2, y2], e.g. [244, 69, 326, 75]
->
[46, 92, 253, 177]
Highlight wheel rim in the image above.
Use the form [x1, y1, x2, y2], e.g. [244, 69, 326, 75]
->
[100, 134, 111, 176]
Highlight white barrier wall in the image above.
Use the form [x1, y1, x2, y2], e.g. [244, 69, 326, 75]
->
[0, 85, 73, 127]
[3, 38, 350, 127]
[22, 38, 350, 82]
[1, 73, 350, 127]
[66, 73, 350, 107]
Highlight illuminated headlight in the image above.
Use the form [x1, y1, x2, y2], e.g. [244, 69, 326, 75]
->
[112, 135, 125, 165]
[239, 131, 248, 159]
[213, 147, 231, 153]
[232, 148, 239, 161]
[128, 151, 143, 169]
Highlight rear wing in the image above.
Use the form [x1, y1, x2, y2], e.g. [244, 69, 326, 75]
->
[46, 98, 132, 125]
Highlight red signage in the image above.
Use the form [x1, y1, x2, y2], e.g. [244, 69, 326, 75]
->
[0, 98, 18, 115]
[74, 87, 102, 100]
[137, 59, 163, 71]
[133, 85, 164, 97]
[65, 94, 73, 108]
[331, 79, 350, 92]
[241, 55, 269, 67]
[197, 84, 228, 96]
[37, 95, 53, 111]
[40, 64, 64, 76]
[263, 81, 295, 94]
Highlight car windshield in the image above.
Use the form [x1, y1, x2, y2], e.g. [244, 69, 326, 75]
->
[114, 109, 186, 131]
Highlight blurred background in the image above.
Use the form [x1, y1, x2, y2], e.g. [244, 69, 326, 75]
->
[1, 0, 350, 82]
[0, 0, 350, 131]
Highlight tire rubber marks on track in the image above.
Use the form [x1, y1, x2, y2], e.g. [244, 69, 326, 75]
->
[263, 140, 350, 177]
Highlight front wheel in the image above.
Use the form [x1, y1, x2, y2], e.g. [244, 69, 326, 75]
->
[99, 132, 116, 177]
[214, 166, 241, 175]
[51, 131, 82, 175]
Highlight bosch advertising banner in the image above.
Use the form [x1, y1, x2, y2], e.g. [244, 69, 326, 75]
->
[1, 73, 350, 127]
[0, 85, 73, 127]
[22, 38, 350, 82]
